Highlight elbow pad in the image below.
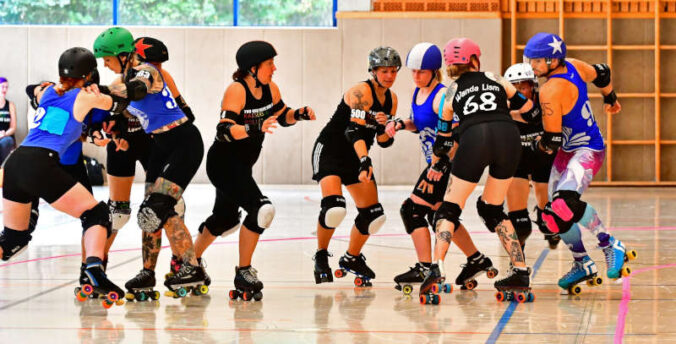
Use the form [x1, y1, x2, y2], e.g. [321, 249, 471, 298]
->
[541, 131, 563, 151]
[432, 135, 454, 157]
[521, 104, 541, 123]
[125, 79, 148, 101]
[377, 137, 394, 148]
[592, 64, 611, 88]
[216, 121, 236, 142]
[345, 122, 366, 144]
[108, 94, 130, 114]
[509, 91, 529, 111]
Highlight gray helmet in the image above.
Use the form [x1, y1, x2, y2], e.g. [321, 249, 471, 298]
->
[368, 46, 402, 72]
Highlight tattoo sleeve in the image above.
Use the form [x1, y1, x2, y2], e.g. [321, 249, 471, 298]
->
[164, 217, 197, 265]
[350, 89, 369, 111]
[495, 223, 525, 264]
[142, 231, 162, 270]
[151, 177, 184, 200]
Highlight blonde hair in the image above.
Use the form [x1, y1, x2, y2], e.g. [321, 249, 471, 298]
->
[445, 56, 479, 79]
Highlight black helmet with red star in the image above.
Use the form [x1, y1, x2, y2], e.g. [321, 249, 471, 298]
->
[134, 37, 168, 63]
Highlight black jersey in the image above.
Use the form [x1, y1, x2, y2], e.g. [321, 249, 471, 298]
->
[515, 92, 544, 148]
[449, 71, 511, 135]
[319, 80, 392, 150]
[215, 79, 274, 166]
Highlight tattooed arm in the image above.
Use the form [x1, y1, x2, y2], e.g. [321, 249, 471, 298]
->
[108, 64, 162, 101]
[538, 80, 563, 133]
[344, 83, 373, 159]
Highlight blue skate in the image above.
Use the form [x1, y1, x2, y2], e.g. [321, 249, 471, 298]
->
[558, 256, 603, 295]
[602, 236, 637, 279]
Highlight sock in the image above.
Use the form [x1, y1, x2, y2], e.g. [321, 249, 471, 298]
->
[468, 251, 481, 261]
[420, 262, 432, 269]
[559, 223, 589, 262]
[85, 256, 102, 266]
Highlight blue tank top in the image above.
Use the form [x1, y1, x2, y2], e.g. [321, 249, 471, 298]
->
[125, 64, 185, 133]
[60, 108, 110, 165]
[410, 83, 445, 164]
[548, 61, 605, 152]
[22, 86, 84, 157]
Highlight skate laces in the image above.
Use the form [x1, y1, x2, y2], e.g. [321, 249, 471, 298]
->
[602, 245, 616, 268]
[174, 263, 196, 278]
[313, 250, 332, 261]
[563, 261, 584, 280]
[241, 267, 259, 284]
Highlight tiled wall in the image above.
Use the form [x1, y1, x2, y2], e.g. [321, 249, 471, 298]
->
[0, 18, 501, 184]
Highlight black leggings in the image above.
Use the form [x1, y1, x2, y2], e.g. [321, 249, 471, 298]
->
[452, 121, 521, 183]
[146, 123, 204, 190]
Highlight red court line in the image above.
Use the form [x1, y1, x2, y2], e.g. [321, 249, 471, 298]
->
[614, 263, 676, 343]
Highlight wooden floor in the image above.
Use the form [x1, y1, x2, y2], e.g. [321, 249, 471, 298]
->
[0, 185, 673, 343]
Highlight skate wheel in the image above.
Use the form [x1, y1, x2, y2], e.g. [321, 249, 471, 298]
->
[199, 285, 209, 295]
[229, 289, 240, 300]
[177, 288, 188, 297]
[164, 291, 176, 298]
[465, 280, 477, 290]
[106, 291, 120, 302]
[102, 300, 113, 309]
[82, 284, 94, 296]
[621, 266, 632, 277]
[139, 292, 149, 301]
[253, 292, 263, 301]
[125, 293, 135, 301]
[495, 291, 505, 302]
[486, 268, 498, 279]
[334, 269, 345, 278]
[516, 292, 527, 303]
[505, 292, 514, 301]
[627, 250, 637, 260]
[115, 300, 125, 306]
[242, 291, 252, 301]
[432, 294, 441, 305]
[569, 285, 582, 296]
[402, 284, 413, 295]
[442, 283, 453, 294]
[527, 292, 535, 302]
[419, 294, 427, 304]
[74, 287, 81, 297]
[595, 277, 603, 285]
[76, 291, 88, 302]
[354, 277, 363, 287]
[151, 291, 160, 300]
[192, 288, 201, 296]
[431, 284, 440, 294]
[586, 280, 593, 287]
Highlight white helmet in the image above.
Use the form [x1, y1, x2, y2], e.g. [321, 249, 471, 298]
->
[504, 63, 537, 84]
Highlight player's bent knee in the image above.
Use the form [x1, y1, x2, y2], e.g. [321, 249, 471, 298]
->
[0, 227, 32, 261]
[137, 193, 178, 233]
[400, 198, 431, 234]
[108, 200, 131, 233]
[476, 198, 509, 233]
[355, 203, 386, 235]
[319, 195, 347, 229]
[81, 201, 113, 237]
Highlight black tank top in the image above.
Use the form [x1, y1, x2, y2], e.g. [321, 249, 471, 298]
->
[216, 79, 274, 166]
[450, 71, 511, 135]
[0, 100, 10, 132]
[319, 80, 392, 150]
[515, 92, 544, 148]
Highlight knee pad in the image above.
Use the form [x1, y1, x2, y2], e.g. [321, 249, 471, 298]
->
[433, 201, 461, 231]
[542, 191, 587, 234]
[508, 209, 532, 245]
[243, 196, 275, 234]
[399, 198, 431, 234]
[355, 203, 386, 235]
[175, 197, 186, 221]
[318, 195, 347, 229]
[81, 201, 113, 238]
[200, 211, 241, 237]
[137, 193, 178, 233]
[0, 227, 32, 261]
[476, 198, 509, 233]
[108, 200, 131, 233]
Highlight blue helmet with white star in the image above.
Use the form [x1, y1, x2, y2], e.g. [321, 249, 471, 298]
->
[524, 32, 566, 60]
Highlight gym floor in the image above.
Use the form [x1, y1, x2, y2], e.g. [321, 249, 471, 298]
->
[0, 184, 673, 343]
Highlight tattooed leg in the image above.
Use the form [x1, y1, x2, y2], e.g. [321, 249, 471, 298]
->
[142, 230, 162, 270]
[164, 216, 198, 266]
[433, 220, 455, 262]
[495, 220, 526, 267]
[150, 177, 183, 200]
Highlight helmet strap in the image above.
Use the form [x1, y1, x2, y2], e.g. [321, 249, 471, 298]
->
[249, 66, 262, 88]
[371, 71, 385, 88]
[425, 71, 435, 87]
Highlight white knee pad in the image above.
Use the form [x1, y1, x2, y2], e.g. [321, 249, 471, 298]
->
[325, 207, 347, 228]
[258, 203, 276, 229]
[109, 200, 131, 232]
[368, 214, 387, 235]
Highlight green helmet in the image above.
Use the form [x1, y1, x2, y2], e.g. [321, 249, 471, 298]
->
[93, 27, 134, 58]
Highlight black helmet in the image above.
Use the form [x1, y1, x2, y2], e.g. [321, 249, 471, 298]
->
[58, 47, 97, 79]
[236, 41, 277, 72]
[134, 37, 169, 63]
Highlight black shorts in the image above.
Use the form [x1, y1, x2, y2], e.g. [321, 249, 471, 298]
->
[146, 123, 204, 190]
[311, 137, 361, 186]
[3, 147, 78, 204]
[106, 132, 153, 178]
[452, 121, 521, 183]
[411, 163, 451, 205]
[60, 153, 92, 194]
[513, 146, 555, 183]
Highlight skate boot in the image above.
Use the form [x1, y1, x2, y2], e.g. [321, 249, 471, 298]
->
[197, 258, 211, 286]
[393, 263, 428, 295]
[124, 268, 160, 301]
[313, 249, 333, 284]
[557, 256, 603, 295]
[602, 236, 637, 279]
[76, 259, 125, 308]
[75, 263, 100, 299]
[418, 263, 451, 305]
[335, 252, 375, 287]
[164, 262, 209, 298]
[454, 253, 498, 290]
[229, 266, 264, 301]
[494, 266, 534, 303]
[164, 255, 182, 280]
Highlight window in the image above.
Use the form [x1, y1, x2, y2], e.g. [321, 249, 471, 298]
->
[118, 0, 233, 26]
[0, 0, 112, 25]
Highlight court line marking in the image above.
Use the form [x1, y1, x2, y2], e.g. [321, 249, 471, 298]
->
[614, 263, 676, 344]
[485, 248, 549, 344]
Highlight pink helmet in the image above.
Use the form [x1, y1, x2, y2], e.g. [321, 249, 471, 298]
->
[444, 38, 481, 65]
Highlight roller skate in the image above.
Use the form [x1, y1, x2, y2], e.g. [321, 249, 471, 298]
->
[164, 263, 209, 298]
[393, 263, 428, 295]
[164, 255, 182, 280]
[602, 236, 637, 279]
[313, 249, 333, 284]
[334, 252, 375, 287]
[75, 263, 100, 299]
[558, 256, 603, 296]
[454, 253, 498, 290]
[197, 258, 211, 286]
[76, 259, 125, 308]
[494, 266, 534, 303]
[419, 263, 452, 305]
[229, 265, 263, 301]
[124, 269, 161, 302]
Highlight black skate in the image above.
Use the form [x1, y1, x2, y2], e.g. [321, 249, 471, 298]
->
[454, 254, 498, 290]
[75, 263, 100, 299]
[76, 260, 125, 308]
[418, 264, 451, 305]
[197, 258, 211, 286]
[164, 263, 209, 298]
[229, 266, 264, 301]
[124, 269, 160, 302]
[494, 267, 534, 303]
[164, 255, 182, 280]
[313, 249, 333, 284]
[334, 253, 375, 287]
[393, 263, 428, 295]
